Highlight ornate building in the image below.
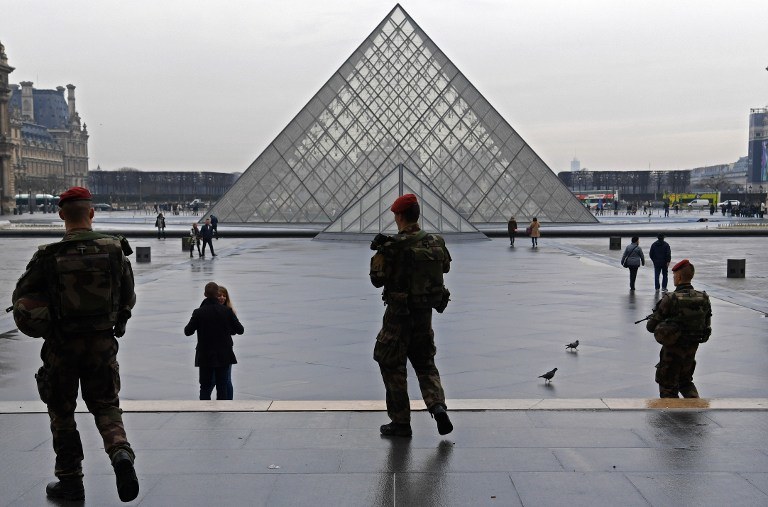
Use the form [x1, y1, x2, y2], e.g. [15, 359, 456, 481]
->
[0, 42, 89, 212]
[0, 42, 14, 214]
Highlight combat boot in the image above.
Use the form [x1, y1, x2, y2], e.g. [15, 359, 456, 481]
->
[679, 384, 700, 398]
[380, 422, 412, 437]
[111, 449, 139, 502]
[431, 405, 453, 435]
[46, 478, 85, 501]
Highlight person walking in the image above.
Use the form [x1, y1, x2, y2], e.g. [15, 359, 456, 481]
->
[649, 233, 672, 292]
[528, 217, 540, 247]
[645, 259, 712, 398]
[11, 186, 139, 502]
[189, 222, 202, 258]
[369, 194, 453, 437]
[621, 236, 645, 290]
[184, 282, 244, 400]
[154, 212, 166, 239]
[210, 214, 219, 239]
[507, 216, 518, 246]
[200, 218, 216, 257]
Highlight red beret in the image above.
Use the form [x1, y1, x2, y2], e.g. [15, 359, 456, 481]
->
[390, 193, 418, 213]
[58, 187, 92, 207]
[671, 259, 691, 272]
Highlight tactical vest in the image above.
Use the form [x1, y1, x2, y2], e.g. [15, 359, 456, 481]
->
[43, 232, 125, 334]
[666, 288, 712, 343]
[377, 230, 450, 312]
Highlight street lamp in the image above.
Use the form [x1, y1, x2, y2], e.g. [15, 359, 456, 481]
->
[138, 175, 142, 210]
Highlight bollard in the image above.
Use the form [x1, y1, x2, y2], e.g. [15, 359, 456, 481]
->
[609, 237, 621, 250]
[727, 259, 745, 278]
[136, 246, 151, 263]
[182, 237, 190, 251]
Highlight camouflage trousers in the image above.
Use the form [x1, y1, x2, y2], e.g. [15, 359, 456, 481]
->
[38, 332, 134, 479]
[655, 343, 700, 398]
[373, 306, 446, 424]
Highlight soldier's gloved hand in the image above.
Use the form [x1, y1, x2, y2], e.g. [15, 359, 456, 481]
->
[114, 321, 126, 338]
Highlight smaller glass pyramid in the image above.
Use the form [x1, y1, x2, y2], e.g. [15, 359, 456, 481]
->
[316, 164, 487, 241]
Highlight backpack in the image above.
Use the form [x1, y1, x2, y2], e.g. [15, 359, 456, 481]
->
[43, 232, 125, 333]
[376, 230, 451, 312]
[665, 289, 712, 343]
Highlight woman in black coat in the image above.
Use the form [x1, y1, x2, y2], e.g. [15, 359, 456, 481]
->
[184, 282, 244, 400]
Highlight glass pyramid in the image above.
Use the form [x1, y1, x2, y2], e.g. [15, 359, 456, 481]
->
[209, 4, 596, 228]
[316, 164, 486, 240]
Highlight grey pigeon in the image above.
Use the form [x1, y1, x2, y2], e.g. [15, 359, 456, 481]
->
[539, 368, 558, 383]
[566, 340, 579, 351]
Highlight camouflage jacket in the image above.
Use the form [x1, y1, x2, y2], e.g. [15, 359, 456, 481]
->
[12, 228, 136, 336]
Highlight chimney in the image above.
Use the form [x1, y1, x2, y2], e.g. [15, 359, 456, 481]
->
[20, 81, 33, 121]
[66, 84, 76, 120]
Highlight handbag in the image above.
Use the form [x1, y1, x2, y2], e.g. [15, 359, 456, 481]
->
[525, 226, 532, 235]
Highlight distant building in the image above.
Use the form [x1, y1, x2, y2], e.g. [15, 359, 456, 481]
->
[570, 157, 580, 172]
[0, 42, 14, 213]
[689, 157, 748, 192]
[8, 80, 89, 195]
[0, 42, 90, 210]
[748, 107, 768, 184]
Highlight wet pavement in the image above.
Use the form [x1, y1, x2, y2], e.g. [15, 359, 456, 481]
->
[1, 213, 767, 505]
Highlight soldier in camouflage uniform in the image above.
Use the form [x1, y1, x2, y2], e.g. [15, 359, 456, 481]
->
[11, 187, 140, 502]
[370, 194, 453, 437]
[645, 259, 712, 398]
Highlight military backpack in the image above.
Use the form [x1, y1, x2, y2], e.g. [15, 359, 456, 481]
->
[44, 232, 126, 334]
[649, 288, 712, 346]
[371, 230, 451, 312]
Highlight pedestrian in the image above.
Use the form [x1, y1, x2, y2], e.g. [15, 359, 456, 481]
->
[507, 215, 517, 246]
[528, 217, 540, 247]
[645, 259, 712, 398]
[369, 193, 453, 437]
[620, 236, 645, 291]
[210, 214, 219, 239]
[11, 186, 139, 502]
[189, 222, 202, 258]
[664, 201, 669, 217]
[200, 218, 216, 257]
[184, 282, 244, 400]
[155, 212, 166, 239]
[649, 233, 672, 292]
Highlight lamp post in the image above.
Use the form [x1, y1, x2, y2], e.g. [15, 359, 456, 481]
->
[138, 175, 142, 211]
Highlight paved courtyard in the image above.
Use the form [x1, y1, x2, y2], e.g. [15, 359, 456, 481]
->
[1, 213, 767, 505]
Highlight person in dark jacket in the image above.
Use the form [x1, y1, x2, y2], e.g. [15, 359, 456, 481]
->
[184, 282, 244, 400]
[649, 233, 672, 292]
[621, 236, 645, 291]
[507, 216, 517, 246]
[200, 218, 216, 257]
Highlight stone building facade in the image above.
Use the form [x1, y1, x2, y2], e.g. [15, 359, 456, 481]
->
[0, 42, 89, 213]
[0, 42, 14, 213]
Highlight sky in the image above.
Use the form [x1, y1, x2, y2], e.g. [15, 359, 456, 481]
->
[2, 0, 767, 173]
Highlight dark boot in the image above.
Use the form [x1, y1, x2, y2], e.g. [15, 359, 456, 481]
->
[46, 478, 85, 501]
[679, 384, 700, 398]
[431, 405, 453, 435]
[380, 422, 412, 437]
[111, 450, 139, 502]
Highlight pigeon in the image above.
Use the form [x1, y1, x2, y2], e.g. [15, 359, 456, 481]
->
[539, 368, 558, 383]
[566, 340, 579, 351]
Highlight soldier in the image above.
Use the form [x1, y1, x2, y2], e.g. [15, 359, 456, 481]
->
[11, 187, 139, 502]
[645, 259, 712, 398]
[369, 194, 453, 437]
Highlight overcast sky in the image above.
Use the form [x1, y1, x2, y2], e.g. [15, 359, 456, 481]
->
[2, 0, 767, 173]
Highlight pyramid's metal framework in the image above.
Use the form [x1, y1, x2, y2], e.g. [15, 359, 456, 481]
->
[209, 4, 596, 229]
